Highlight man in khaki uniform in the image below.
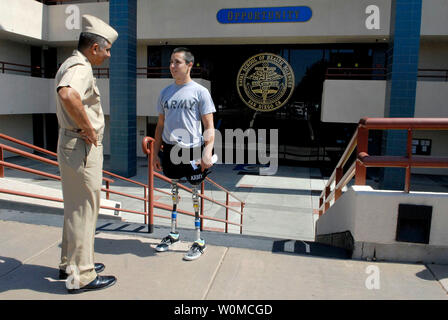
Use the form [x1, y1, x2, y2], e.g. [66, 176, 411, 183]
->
[55, 14, 118, 294]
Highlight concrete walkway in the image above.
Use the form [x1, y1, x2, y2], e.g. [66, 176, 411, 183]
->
[0, 216, 447, 300]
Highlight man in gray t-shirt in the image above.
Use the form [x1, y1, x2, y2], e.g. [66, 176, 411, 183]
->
[153, 47, 216, 261]
[156, 80, 215, 149]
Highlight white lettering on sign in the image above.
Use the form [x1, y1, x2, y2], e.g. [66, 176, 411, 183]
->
[65, 5, 80, 30]
[365, 5, 380, 30]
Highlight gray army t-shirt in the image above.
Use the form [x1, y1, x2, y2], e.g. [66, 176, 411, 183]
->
[157, 80, 216, 148]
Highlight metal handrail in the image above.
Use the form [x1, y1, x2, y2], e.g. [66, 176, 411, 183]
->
[0, 61, 100, 78]
[325, 67, 387, 79]
[0, 133, 152, 223]
[0, 134, 113, 185]
[0, 61, 45, 77]
[142, 136, 245, 234]
[36, 0, 108, 4]
[318, 117, 448, 216]
[0, 60, 108, 79]
[136, 67, 207, 78]
[0, 133, 244, 234]
[0, 142, 144, 211]
[418, 69, 448, 81]
[93, 67, 109, 79]
[0, 61, 206, 79]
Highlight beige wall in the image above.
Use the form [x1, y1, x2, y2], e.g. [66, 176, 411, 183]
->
[0, 73, 55, 114]
[421, 0, 448, 36]
[0, 74, 211, 117]
[316, 185, 448, 246]
[46, 2, 109, 43]
[0, 0, 46, 41]
[412, 130, 448, 175]
[321, 80, 448, 123]
[2, 0, 447, 45]
[42, 0, 394, 44]
[316, 185, 448, 262]
[0, 114, 34, 158]
[414, 81, 448, 118]
[0, 39, 31, 69]
[321, 80, 386, 123]
[137, 0, 390, 44]
[419, 41, 448, 72]
[321, 79, 448, 175]
[137, 45, 147, 69]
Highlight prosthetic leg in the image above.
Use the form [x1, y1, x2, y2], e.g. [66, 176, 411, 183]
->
[155, 180, 180, 252]
[155, 154, 216, 258]
[183, 184, 206, 261]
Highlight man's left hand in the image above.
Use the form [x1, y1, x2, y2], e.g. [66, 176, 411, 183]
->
[200, 153, 213, 171]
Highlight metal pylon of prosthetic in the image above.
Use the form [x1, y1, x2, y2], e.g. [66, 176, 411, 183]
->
[191, 184, 201, 242]
[169, 180, 201, 242]
[155, 176, 206, 257]
[170, 180, 180, 234]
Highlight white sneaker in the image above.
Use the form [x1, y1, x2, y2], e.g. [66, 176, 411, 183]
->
[155, 233, 179, 252]
[183, 241, 206, 261]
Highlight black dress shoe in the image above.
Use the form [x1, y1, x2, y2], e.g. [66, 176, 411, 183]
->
[67, 275, 117, 294]
[59, 263, 105, 280]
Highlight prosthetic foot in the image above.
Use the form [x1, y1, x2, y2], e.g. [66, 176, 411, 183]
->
[184, 239, 206, 261]
[155, 180, 180, 252]
[183, 184, 206, 261]
[155, 232, 179, 252]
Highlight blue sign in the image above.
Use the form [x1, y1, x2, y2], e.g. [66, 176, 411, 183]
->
[217, 6, 312, 24]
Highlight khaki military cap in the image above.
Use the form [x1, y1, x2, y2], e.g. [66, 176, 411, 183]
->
[82, 14, 118, 44]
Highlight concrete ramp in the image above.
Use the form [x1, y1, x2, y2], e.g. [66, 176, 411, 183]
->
[0, 178, 122, 220]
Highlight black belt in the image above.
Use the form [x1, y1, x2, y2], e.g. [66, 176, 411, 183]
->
[60, 128, 103, 141]
[60, 128, 83, 138]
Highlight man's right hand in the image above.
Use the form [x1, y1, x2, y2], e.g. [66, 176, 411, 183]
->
[153, 155, 162, 171]
[79, 128, 98, 146]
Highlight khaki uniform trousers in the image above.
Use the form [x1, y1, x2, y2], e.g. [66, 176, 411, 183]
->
[58, 129, 103, 287]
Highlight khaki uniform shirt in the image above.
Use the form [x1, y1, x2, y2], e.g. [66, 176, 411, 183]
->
[55, 50, 104, 136]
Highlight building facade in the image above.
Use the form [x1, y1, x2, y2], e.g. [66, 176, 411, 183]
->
[1, 0, 447, 175]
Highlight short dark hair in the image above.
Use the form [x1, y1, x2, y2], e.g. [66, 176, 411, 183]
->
[77, 32, 109, 52]
[173, 47, 194, 65]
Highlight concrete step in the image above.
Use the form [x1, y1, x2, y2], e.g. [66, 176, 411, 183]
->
[0, 178, 122, 220]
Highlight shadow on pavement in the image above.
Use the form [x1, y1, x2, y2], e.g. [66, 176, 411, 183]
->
[55, 237, 158, 258]
[0, 256, 67, 295]
[272, 240, 351, 259]
[94, 237, 158, 258]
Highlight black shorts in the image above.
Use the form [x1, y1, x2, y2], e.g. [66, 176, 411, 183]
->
[160, 142, 203, 180]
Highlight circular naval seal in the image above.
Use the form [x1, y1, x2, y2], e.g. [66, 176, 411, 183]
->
[236, 53, 295, 112]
